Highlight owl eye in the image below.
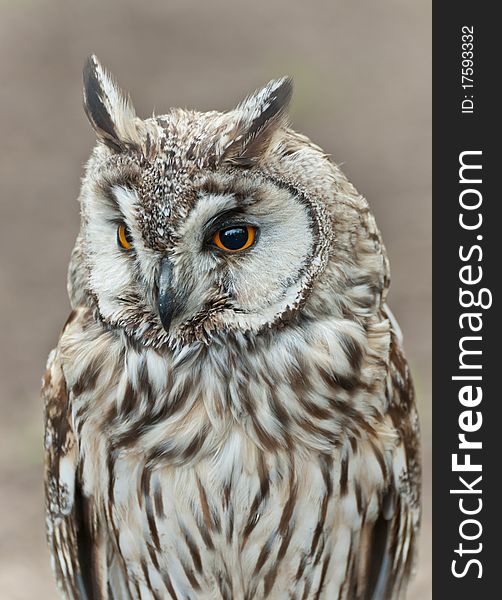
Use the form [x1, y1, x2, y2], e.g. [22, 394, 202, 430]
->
[117, 223, 134, 251]
[212, 225, 256, 252]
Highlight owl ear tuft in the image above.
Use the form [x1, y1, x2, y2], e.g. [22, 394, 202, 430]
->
[223, 77, 293, 166]
[83, 55, 138, 152]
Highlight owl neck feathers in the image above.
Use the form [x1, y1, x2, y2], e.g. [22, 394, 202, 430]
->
[63, 306, 390, 465]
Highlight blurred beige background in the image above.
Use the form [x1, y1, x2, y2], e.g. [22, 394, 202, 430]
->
[0, 1, 431, 598]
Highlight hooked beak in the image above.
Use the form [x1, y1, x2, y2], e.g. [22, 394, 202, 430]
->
[157, 257, 179, 332]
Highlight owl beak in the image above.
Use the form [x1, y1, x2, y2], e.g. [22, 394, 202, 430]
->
[157, 258, 177, 332]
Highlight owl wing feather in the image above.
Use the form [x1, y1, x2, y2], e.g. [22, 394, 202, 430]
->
[355, 321, 421, 600]
[43, 333, 102, 600]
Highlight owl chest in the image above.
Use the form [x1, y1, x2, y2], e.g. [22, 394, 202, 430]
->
[91, 427, 379, 600]
[69, 337, 388, 598]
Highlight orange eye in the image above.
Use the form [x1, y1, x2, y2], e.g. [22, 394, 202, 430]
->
[212, 225, 256, 252]
[117, 223, 133, 251]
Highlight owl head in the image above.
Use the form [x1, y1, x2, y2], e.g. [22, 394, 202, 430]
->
[75, 55, 387, 349]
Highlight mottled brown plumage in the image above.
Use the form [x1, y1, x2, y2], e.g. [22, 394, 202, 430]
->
[43, 55, 420, 599]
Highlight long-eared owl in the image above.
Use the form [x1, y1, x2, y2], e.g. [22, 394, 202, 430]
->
[43, 56, 420, 600]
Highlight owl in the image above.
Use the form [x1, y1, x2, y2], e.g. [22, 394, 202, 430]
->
[43, 55, 420, 600]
